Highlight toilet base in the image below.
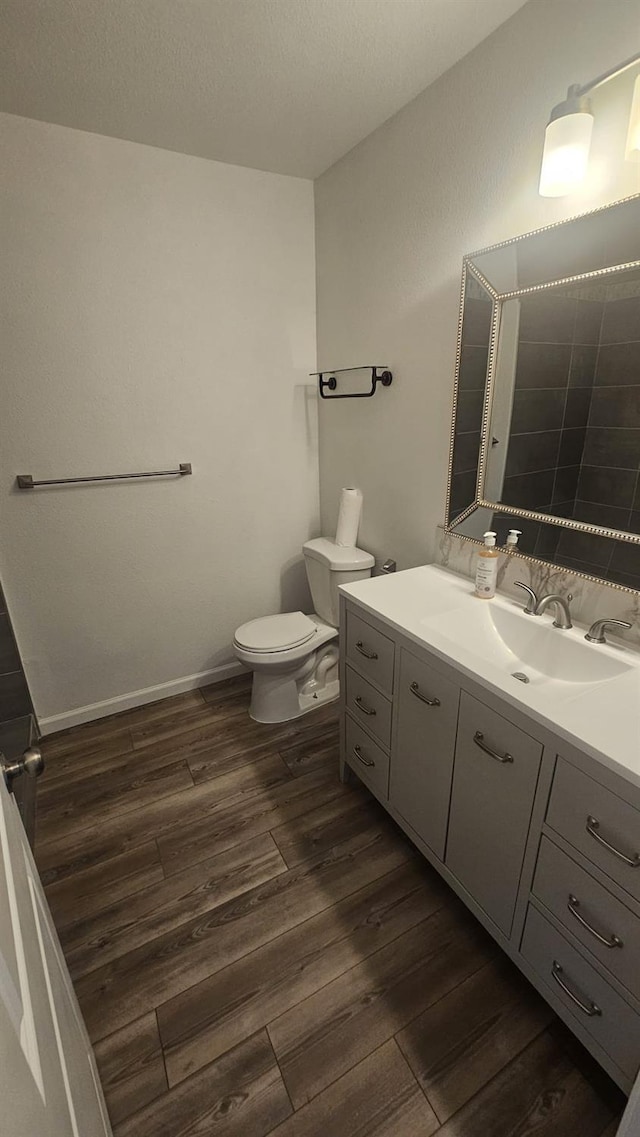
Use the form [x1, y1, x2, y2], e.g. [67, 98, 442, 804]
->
[249, 676, 339, 724]
[299, 677, 340, 717]
[248, 647, 339, 724]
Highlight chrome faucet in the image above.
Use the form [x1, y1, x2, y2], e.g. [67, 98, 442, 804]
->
[514, 582, 537, 614]
[514, 581, 572, 628]
[534, 593, 573, 629]
[585, 618, 632, 644]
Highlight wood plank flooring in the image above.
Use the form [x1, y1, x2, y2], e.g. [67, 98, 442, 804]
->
[36, 676, 625, 1136]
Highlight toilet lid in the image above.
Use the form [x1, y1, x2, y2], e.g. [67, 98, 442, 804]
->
[235, 611, 317, 653]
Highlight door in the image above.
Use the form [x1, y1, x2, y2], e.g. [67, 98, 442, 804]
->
[0, 757, 111, 1137]
[389, 648, 459, 860]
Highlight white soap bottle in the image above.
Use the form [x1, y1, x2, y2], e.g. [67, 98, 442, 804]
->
[475, 531, 499, 599]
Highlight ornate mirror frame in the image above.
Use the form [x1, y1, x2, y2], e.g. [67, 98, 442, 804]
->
[445, 193, 640, 593]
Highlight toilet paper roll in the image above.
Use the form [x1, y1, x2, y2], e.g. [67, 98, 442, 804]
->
[335, 487, 363, 547]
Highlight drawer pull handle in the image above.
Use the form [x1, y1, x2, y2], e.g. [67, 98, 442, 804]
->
[410, 681, 440, 707]
[586, 816, 640, 868]
[567, 895, 623, 949]
[473, 731, 513, 764]
[353, 744, 375, 768]
[355, 696, 376, 716]
[355, 641, 378, 661]
[551, 961, 601, 1017]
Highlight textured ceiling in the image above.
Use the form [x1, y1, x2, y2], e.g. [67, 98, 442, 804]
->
[0, 0, 528, 178]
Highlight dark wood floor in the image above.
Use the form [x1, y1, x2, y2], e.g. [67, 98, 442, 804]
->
[36, 675, 625, 1136]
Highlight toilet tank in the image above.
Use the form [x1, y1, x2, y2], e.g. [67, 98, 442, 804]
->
[302, 538, 375, 627]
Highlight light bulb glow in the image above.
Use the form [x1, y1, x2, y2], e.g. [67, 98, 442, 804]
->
[625, 74, 640, 160]
[539, 112, 594, 197]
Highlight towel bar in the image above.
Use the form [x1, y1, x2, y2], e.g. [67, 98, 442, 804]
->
[16, 463, 192, 489]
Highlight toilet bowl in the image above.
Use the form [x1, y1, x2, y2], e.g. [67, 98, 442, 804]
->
[233, 538, 374, 723]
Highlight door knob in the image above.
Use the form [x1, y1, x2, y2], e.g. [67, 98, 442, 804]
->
[1, 746, 44, 791]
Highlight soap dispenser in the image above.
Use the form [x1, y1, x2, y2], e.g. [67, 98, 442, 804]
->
[475, 531, 499, 599]
[506, 529, 522, 549]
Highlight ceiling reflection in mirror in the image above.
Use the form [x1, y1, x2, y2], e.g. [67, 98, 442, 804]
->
[447, 194, 640, 591]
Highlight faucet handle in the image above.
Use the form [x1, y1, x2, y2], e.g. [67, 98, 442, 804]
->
[585, 618, 632, 645]
[514, 581, 538, 615]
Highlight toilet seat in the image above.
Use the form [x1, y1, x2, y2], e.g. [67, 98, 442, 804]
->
[234, 611, 317, 654]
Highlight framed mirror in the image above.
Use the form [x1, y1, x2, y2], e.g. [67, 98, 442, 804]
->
[446, 193, 640, 591]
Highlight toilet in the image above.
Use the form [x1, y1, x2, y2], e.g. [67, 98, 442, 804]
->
[233, 537, 374, 723]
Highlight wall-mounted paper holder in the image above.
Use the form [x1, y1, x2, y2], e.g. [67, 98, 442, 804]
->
[310, 365, 393, 400]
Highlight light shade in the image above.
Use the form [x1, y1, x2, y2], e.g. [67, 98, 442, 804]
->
[539, 112, 594, 197]
[626, 74, 640, 159]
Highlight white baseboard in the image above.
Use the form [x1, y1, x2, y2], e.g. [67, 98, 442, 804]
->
[38, 660, 246, 735]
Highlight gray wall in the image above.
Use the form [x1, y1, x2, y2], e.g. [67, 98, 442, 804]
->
[315, 0, 640, 573]
[0, 113, 317, 731]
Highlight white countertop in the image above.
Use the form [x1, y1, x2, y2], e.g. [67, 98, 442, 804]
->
[341, 564, 640, 790]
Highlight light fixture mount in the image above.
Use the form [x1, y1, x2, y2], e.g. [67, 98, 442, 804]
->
[548, 84, 592, 123]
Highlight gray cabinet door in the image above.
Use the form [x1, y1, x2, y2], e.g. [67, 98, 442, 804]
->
[345, 610, 395, 694]
[345, 714, 390, 802]
[533, 835, 640, 1002]
[345, 666, 393, 751]
[445, 692, 543, 936]
[547, 758, 640, 906]
[521, 903, 640, 1083]
[389, 648, 459, 860]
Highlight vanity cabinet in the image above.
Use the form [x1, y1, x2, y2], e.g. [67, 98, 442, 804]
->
[340, 592, 640, 1100]
[520, 904, 640, 1082]
[532, 836, 640, 1003]
[345, 665, 393, 751]
[445, 692, 543, 936]
[546, 759, 640, 907]
[345, 609, 395, 694]
[389, 648, 458, 859]
[344, 712, 390, 801]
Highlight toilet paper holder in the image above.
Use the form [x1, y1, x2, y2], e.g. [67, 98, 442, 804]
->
[310, 365, 393, 400]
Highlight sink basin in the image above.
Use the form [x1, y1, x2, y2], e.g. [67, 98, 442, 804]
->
[341, 563, 640, 779]
[423, 601, 633, 689]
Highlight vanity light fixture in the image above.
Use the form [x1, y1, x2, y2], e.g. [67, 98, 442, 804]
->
[627, 74, 640, 159]
[539, 51, 640, 197]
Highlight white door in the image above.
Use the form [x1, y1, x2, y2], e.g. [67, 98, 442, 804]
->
[0, 758, 111, 1137]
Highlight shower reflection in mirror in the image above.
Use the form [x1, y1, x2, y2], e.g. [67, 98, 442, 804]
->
[447, 194, 640, 590]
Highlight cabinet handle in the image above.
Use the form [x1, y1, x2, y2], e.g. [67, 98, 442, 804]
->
[410, 681, 440, 707]
[473, 731, 513, 764]
[551, 961, 601, 1017]
[355, 640, 378, 660]
[567, 895, 623, 949]
[355, 696, 376, 716]
[586, 816, 640, 868]
[353, 744, 375, 768]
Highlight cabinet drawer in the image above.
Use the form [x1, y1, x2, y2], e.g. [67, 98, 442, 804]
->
[521, 904, 640, 1081]
[533, 836, 640, 1002]
[345, 610, 395, 695]
[446, 692, 543, 936]
[547, 758, 640, 906]
[389, 648, 459, 860]
[345, 666, 392, 750]
[345, 714, 390, 802]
